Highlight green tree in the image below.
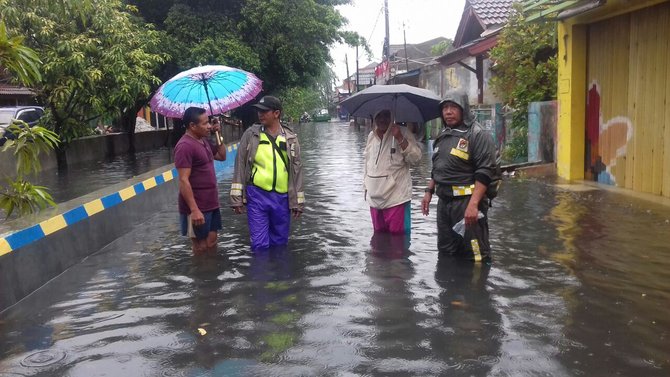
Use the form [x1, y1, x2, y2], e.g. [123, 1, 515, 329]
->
[489, 3, 557, 160]
[239, 0, 348, 92]
[2, 0, 164, 167]
[277, 86, 322, 122]
[430, 39, 453, 56]
[0, 21, 41, 85]
[0, 7, 59, 218]
[129, 0, 364, 128]
[161, 3, 260, 73]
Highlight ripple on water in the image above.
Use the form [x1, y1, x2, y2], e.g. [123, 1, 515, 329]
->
[2, 124, 669, 377]
[166, 275, 195, 284]
[134, 282, 170, 289]
[20, 349, 67, 367]
[147, 292, 191, 301]
[217, 270, 244, 280]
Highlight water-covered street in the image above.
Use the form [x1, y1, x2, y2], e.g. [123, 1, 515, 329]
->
[0, 121, 668, 376]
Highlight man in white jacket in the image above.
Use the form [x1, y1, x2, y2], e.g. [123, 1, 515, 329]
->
[363, 109, 422, 234]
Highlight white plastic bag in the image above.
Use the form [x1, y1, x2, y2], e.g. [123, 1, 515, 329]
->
[452, 211, 485, 238]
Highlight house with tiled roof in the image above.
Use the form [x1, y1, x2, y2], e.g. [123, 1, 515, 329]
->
[383, 37, 451, 87]
[435, 0, 515, 104]
[0, 84, 37, 106]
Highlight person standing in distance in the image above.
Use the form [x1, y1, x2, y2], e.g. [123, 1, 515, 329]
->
[230, 95, 304, 250]
[364, 109, 422, 234]
[421, 92, 497, 262]
[174, 107, 227, 254]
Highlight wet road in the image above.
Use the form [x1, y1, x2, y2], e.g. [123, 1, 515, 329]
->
[0, 122, 669, 376]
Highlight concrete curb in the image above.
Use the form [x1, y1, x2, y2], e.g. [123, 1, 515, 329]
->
[0, 142, 239, 312]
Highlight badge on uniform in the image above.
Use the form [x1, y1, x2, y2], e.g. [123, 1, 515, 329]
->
[457, 138, 469, 152]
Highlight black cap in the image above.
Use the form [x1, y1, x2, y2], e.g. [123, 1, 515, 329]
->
[252, 95, 282, 111]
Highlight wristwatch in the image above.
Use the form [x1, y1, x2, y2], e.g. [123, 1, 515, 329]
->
[424, 187, 435, 194]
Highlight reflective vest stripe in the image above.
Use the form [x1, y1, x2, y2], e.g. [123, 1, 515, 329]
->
[252, 132, 289, 193]
[231, 183, 244, 197]
[452, 184, 475, 196]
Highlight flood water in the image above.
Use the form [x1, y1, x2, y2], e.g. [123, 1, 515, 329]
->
[0, 122, 669, 376]
[0, 148, 174, 235]
[33, 148, 175, 204]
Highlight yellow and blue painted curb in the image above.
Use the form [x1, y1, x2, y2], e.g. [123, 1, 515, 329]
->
[0, 142, 239, 257]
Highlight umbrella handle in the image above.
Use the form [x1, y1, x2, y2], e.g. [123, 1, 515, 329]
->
[215, 130, 223, 145]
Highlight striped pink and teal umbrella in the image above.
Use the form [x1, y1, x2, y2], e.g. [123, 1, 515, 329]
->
[149, 65, 262, 118]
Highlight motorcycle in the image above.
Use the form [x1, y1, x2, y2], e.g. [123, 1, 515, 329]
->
[299, 113, 311, 124]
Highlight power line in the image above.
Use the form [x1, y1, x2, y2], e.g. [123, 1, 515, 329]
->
[365, 2, 385, 60]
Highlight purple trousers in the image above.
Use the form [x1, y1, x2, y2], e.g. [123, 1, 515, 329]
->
[246, 185, 290, 250]
[370, 201, 411, 234]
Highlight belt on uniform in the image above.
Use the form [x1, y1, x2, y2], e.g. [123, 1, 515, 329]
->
[452, 184, 475, 196]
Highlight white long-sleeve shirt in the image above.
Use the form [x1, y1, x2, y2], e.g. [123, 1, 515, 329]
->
[363, 127, 422, 209]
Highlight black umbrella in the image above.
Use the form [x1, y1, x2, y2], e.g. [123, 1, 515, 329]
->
[340, 84, 442, 123]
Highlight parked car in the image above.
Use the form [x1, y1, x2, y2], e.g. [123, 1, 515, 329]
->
[0, 106, 44, 145]
[311, 108, 330, 122]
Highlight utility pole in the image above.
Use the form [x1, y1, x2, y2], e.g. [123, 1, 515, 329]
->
[355, 43, 360, 92]
[384, 0, 390, 60]
[403, 22, 409, 72]
[383, 0, 390, 82]
[345, 53, 351, 93]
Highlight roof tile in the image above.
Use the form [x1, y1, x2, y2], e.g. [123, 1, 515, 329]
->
[0, 85, 35, 96]
[469, 0, 515, 27]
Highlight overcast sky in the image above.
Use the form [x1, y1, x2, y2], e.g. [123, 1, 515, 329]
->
[329, 0, 466, 84]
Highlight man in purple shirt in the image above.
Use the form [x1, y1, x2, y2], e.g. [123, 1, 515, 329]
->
[174, 107, 227, 254]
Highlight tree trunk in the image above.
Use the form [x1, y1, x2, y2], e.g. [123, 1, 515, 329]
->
[55, 145, 68, 172]
[120, 101, 144, 154]
[51, 109, 68, 171]
[122, 110, 137, 154]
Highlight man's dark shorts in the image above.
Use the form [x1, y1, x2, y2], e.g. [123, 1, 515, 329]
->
[180, 209, 222, 239]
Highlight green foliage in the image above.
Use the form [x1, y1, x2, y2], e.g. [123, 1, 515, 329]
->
[430, 39, 453, 56]
[0, 121, 60, 218]
[277, 86, 322, 121]
[161, 3, 260, 73]
[132, 0, 357, 94]
[340, 31, 372, 58]
[1, 0, 165, 147]
[501, 132, 528, 163]
[0, 20, 41, 85]
[1, 121, 59, 175]
[489, 3, 557, 160]
[0, 179, 56, 219]
[0, 5, 59, 219]
[239, 0, 347, 91]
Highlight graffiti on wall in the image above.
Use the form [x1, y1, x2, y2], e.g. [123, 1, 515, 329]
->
[585, 81, 633, 185]
[528, 101, 557, 163]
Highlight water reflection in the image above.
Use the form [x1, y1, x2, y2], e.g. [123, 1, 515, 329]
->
[357, 233, 439, 376]
[432, 257, 500, 376]
[31, 148, 174, 203]
[0, 122, 669, 376]
[369, 231, 410, 258]
[547, 188, 670, 375]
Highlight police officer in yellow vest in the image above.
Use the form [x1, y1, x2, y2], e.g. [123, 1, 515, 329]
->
[231, 96, 305, 250]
